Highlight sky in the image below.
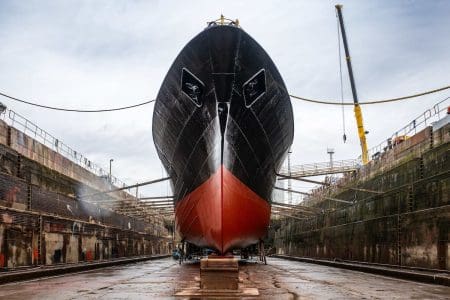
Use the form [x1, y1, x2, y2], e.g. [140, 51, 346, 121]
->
[0, 0, 449, 200]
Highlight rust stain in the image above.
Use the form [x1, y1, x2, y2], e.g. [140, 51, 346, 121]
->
[1, 213, 13, 224]
[5, 186, 20, 207]
[33, 248, 39, 262]
[86, 250, 93, 261]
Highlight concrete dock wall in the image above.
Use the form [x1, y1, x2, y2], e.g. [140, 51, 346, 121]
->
[274, 123, 449, 270]
[0, 120, 171, 270]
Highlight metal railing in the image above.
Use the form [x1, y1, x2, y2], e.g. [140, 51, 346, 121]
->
[302, 97, 449, 207]
[366, 97, 450, 160]
[279, 159, 361, 178]
[0, 107, 172, 228]
[0, 108, 128, 188]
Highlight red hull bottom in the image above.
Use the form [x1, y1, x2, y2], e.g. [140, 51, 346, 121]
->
[175, 165, 271, 253]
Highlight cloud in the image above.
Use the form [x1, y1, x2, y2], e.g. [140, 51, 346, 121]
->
[0, 0, 449, 198]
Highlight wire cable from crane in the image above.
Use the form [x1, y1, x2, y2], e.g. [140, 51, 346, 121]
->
[0, 91, 155, 112]
[290, 85, 450, 105]
[336, 13, 347, 143]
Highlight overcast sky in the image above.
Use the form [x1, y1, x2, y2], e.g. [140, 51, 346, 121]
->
[0, 0, 449, 199]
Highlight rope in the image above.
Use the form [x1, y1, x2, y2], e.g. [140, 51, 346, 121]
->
[290, 85, 450, 105]
[0, 91, 154, 112]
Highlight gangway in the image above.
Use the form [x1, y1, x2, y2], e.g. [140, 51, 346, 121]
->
[278, 159, 360, 178]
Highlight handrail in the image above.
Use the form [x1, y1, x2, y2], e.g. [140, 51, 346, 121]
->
[207, 15, 240, 27]
[280, 159, 360, 177]
[1, 108, 128, 188]
[365, 97, 449, 160]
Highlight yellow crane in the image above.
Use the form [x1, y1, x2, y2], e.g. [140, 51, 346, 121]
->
[335, 4, 369, 164]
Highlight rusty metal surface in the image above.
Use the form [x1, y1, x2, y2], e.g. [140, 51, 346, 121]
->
[0, 257, 448, 299]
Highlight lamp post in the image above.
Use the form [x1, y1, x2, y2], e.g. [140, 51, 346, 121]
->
[327, 148, 335, 184]
[109, 159, 114, 183]
[287, 148, 292, 205]
[327, 148, 334, 169]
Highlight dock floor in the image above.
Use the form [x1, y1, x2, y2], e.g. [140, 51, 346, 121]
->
[0, 257, 448, 299]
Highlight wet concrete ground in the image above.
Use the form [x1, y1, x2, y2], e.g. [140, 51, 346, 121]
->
[0, 257, 448, 299]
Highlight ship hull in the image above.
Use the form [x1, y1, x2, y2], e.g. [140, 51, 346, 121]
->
[175, 165, 271, 252]
[152, 23, 294, 253]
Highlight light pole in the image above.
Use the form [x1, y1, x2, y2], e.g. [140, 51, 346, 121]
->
[109, 159, 114, 183]
[287, 148, 292, 205]
[327, 148, 335, 184]
[327, 148, 334, 170]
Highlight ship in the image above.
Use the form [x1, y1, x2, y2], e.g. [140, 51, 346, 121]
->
[152, 17, 294, 254]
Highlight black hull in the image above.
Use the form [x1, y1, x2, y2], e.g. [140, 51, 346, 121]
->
[152, 23, 294, 216]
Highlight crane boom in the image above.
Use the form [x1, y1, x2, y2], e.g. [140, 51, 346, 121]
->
[335, 4, 369, 164]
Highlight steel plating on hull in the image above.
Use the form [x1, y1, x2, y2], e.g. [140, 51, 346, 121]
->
[152, 21, 294, 253]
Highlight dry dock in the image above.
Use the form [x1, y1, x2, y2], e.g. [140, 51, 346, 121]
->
[0, 92, 448, 299]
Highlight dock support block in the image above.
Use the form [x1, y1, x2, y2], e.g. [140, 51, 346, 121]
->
[200, 257, 239, 290]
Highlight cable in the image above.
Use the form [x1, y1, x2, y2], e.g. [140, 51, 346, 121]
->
[290, 85, 450, 105]
[336, 14, 347, 142]
[2, 83, 449, 111]
[0, 91, 154, 112]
